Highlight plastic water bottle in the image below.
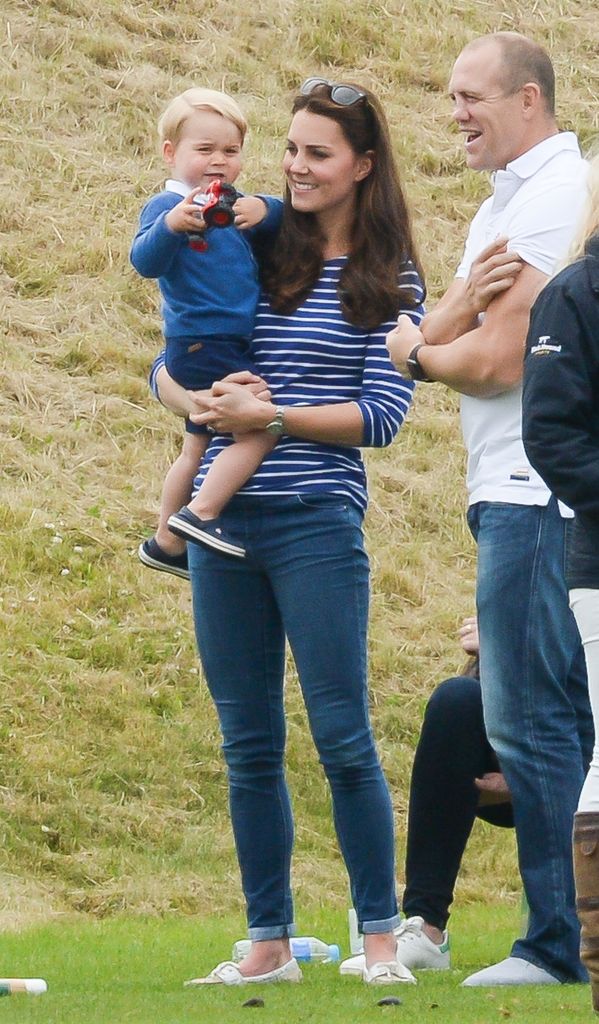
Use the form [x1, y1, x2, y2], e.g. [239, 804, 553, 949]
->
[232, 937, 340, 963]
[0, 979, 47, 996]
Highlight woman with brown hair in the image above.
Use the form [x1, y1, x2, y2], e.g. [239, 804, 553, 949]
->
[153, 79, 424, 986]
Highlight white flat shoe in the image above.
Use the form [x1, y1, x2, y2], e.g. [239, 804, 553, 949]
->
[363, 960, 416, 985]
[185, 958, 302, 986]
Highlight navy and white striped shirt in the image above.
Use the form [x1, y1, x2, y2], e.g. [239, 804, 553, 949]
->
[192, 258, 424, 513]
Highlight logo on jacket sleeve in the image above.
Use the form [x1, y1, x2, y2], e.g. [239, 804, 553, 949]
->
[531, 335, 562, 356]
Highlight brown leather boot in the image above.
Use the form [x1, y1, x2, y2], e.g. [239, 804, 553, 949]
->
[573, 811, 599, 1011]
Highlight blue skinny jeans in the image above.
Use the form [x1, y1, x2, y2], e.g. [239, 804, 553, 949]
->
[188, 495, 400, 940]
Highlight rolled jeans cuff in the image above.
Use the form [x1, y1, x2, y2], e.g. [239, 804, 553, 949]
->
[248, 924, 296, 941]
[361, 913, 401, 935]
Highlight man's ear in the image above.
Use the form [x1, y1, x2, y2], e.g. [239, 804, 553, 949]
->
[521, 82, 542, 117]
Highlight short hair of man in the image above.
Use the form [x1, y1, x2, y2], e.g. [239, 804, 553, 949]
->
[158, 88, 248, 147]
[467, 32, 555, 116]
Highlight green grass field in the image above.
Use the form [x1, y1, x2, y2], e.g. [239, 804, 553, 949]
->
[4, 0, 597, 926]
[1, 6, 599, 1020]
[1, 906, 593, 1023]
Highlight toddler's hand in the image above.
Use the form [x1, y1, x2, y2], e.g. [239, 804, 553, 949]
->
[234, 195, 268, 230]
[165, 187, 208, 234]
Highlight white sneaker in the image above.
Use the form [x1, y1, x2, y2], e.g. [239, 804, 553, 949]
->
[394, 916, 450, 969]
[461, 956, 559, 987]
[339, 916, 450, 976]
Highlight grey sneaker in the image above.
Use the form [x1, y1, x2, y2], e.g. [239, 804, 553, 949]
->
[461, 956, 559, 987]
[340, 916, 450, 976]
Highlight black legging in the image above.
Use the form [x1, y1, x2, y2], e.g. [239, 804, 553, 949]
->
[402, 675, 513, 931]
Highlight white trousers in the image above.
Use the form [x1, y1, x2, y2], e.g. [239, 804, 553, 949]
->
[570, 588, 599, 812]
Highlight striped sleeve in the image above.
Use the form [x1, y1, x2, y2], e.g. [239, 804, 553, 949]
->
[149, 349, 166, 400]
[356, 266, 424, 447]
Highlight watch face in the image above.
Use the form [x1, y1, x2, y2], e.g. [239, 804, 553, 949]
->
[266, 409, 284, 435]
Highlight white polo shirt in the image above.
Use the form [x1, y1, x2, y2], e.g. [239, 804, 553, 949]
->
[456, 132, 588, 509]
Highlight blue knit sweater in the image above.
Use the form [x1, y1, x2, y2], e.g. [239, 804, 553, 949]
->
[130, 182, 282, 339]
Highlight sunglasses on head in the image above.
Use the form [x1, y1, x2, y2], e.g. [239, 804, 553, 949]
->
[300, 77, 366, 107]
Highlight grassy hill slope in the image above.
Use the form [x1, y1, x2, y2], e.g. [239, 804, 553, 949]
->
[1, 0, 598, 927]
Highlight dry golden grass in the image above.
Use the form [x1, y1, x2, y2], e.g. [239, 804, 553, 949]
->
[1, 0, 598, 924]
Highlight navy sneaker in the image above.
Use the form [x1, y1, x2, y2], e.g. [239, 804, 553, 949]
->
[138, 537, 190, 580]
[167, 507, 246, 558]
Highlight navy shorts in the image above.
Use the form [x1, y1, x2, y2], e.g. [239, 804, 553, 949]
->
[165, 335, 258, 436]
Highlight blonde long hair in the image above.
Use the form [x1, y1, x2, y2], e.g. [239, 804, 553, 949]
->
[567, 152, 599, 263]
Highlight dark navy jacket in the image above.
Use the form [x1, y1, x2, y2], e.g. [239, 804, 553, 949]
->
[523, 233, 599, 518]
[522, 233, 599, 585]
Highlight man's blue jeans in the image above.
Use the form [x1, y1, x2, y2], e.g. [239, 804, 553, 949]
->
[468, 498, 593, 981]
[188, 495, 400, 940]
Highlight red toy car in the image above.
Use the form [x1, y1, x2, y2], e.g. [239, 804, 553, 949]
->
[188, 180, 238, 251]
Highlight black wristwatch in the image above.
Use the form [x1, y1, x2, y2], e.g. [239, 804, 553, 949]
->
[406, 343, 433, 383]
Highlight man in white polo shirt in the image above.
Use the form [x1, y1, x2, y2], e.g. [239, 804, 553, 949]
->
[387, 32, 592, 987]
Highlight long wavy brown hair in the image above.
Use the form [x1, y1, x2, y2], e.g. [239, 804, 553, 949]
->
[259, 83, 425, 331]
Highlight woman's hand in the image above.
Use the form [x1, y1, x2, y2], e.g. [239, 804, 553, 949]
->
[220, 371, 272, 402]
[458, 616, 479, 655]
[386, 315, 425, 374]
[190, 381, 274, 434]
[475, 772, 511, 806]
[185, 372, 271, 422]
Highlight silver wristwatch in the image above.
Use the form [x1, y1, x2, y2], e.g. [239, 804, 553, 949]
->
[265, 406, 286, 436]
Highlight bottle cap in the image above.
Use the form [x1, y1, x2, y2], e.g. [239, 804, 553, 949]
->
[292, 938, 311, 961]
[25, 979, 48, 995]
[327, 944, 340, 962]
